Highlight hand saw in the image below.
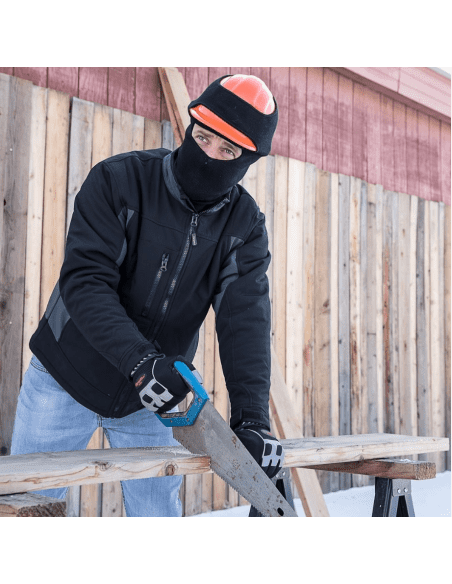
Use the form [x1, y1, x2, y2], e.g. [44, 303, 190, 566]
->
[156, 361, 297, 517]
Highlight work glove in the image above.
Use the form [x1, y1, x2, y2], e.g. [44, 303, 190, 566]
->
[233, 422, 284, 479]
[132, 355, 193, 414]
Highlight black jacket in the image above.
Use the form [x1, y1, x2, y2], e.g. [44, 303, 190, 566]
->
[30, 149, 272, 428]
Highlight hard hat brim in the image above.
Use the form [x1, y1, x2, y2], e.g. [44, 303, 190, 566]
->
[190, 105, 257, 152]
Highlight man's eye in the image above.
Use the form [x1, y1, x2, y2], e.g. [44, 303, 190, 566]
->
[224, 148, 235, 158]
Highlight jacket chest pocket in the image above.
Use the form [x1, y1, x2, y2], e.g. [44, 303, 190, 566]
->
[141, 253, 170, 317]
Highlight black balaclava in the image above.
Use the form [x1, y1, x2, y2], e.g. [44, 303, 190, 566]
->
[174, 76, 278, 202]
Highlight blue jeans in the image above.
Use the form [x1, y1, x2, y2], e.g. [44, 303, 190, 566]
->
[11, 355, 183, 517]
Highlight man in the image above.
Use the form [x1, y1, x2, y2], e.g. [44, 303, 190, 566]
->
[11, 73, 284, 516]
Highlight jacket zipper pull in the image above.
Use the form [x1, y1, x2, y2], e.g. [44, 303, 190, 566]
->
[191, 214, 199, 246]
[161, 253, 169, 271]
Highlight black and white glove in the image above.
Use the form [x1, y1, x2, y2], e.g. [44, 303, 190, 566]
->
[234, 422, 284, 479]
[132, 355, 193, 414]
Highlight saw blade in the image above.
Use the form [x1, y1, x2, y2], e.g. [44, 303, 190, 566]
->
[173, 401, 297, 517]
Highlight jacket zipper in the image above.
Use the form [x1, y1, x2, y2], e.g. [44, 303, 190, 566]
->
[141, 253, 169, 316]
[150, 213, 199, 340]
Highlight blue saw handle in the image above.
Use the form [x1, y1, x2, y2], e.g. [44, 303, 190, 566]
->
[156, 361, 209, 427]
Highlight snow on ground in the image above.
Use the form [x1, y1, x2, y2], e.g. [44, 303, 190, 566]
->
[194, 470, 451, 517]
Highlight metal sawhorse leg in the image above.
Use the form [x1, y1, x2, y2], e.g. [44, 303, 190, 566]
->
[372, 477, 416, 517]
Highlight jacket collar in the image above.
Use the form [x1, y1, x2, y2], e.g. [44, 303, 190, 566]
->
[162, 152, 231, 214]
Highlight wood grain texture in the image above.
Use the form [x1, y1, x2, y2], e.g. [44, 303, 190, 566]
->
[79, 67, 108, 106]
[390, 192, 400, 434]
[406, 106, 420, 198]
[305, 68, 323, 169]
[366, 87, 381, 186]
[445, 205, 451, 470]
[352, 82, 367, 181]
[0, 447, 211, 496]
[135, 68, 161, 121]
[375, 186, 384, 433]
[367, 184, 378, 434]
[108, 67, 135, 113]
[286, 159, 305, 418]
[0, 75, 32, 456]
[380, 96, 395, 192]
[80, 428, 104, 517]
[22, 85, 47, 378]
[338, 75, 353, 177]
[40, 89, 70, 317]
[322, 69, 339, 174]
[48, 68, 78, 96]
[302, 163, 316, 438]
[270, 348, 329, 516]
[393, 101, 407, 194]
[302, 458, 436, 480]
[288, 67, 307, 162]
[0, 493, 66, 517]
[14, 68, 47, 88]
[269, 67, 290, 156]
[338, 174, 351, 490]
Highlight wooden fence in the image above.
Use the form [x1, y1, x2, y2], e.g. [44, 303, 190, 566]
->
[0, 73, 450, 516]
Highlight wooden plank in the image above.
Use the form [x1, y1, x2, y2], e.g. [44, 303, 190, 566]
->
[380, 96, 395, 192]
[66, 98, 94, 234]
[48, 68, 79, 97]
[437, 202, 446, 472]
[135, 68, 161, 121]
[302, 163, 316, 439]
[338, 174, 351, 490]
[302, 459, 436, 481]
[108, 67, 135, 113]
[429, 117, 442, 203]
[79, 67, 108, 106]
[313, 169, 331, 493]
[286, 159, 305, 418]
[273, 155, 288, 376]
[0, 493, 66, 517]
[409, 195, 419, 440]
[367, 184, 378, 436]
[445, 205, 451, 470]
[398, 192, 412, 436]
[440, 122, 451, 206]
[281, 434, 449, 468]
[158, 68, 191, 146]
[375, 185, 384, 433]
[269, 67, 290, 157]
[80, 428, 104, 517]
[1, 75, 33, 457]
[14, 68, 47, 88]
[144, 119, 162, 150]
[337, 75, 353, 177]
[390, 192, 400, 434]
[352, 81, 367, 181]
[0, 447, 211, 496]
[349, 177, 362, 440]
[322, 69, 339, 174]
[132, 114, 145, 151]
[201, 307, 215, 512]
[305, 68, 323, 168]
[92, 103, 113, 165]
[393, 101, 407, 194]
[270, 348, 329, 516]
[406, 107, 420, 198]
[417, 111, 431, 201]
[365, 87, 381, 187]
[288, 67, 307, 161]
[429, 201, 444, 472]
[112, 108, 134, 156]
[329, 172, 340, 492]
[21, 85, 47, 378]
[40, 89, 70, 316]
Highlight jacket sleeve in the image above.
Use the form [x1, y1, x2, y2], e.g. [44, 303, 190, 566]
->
[214, 210, 272, 429]
[59, 161, 158, 378]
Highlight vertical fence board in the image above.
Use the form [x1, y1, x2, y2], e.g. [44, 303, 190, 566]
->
[40, 89, 70, 316]
[67, 99, 94, 234]
[80, 428, 104, 517]
[286, 159, 305, 419]
[0, 76, 32, 456]
[445, 205, 451, 470]
[22, 85, 47, 379]
[329, 173, 340, 492]
[398, 192, 412, 436]
[367, 184, 378, 436]
[409, 195, 418, 442]
[314, 169, 331, 493]
[437, 203, 446, 472]
[338, 174, 351, 490]
[382, 191, 393, 433]
[375, 185, 384, 432]
[273, 156, 288, 376]
[144, 119, 162, 151]
[302, 164, 316, 438]
[390, 192, 400, 434]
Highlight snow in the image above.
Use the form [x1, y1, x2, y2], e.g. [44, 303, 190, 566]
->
[194, 470, 451, 517]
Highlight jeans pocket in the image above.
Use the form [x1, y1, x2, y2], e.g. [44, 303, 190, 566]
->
[30, 355, 49, 374]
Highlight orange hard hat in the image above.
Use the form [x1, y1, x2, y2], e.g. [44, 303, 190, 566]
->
[190, 74, 275, 151]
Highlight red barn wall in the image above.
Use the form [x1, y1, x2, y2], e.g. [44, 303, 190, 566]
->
[1, 66, 449, 205]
